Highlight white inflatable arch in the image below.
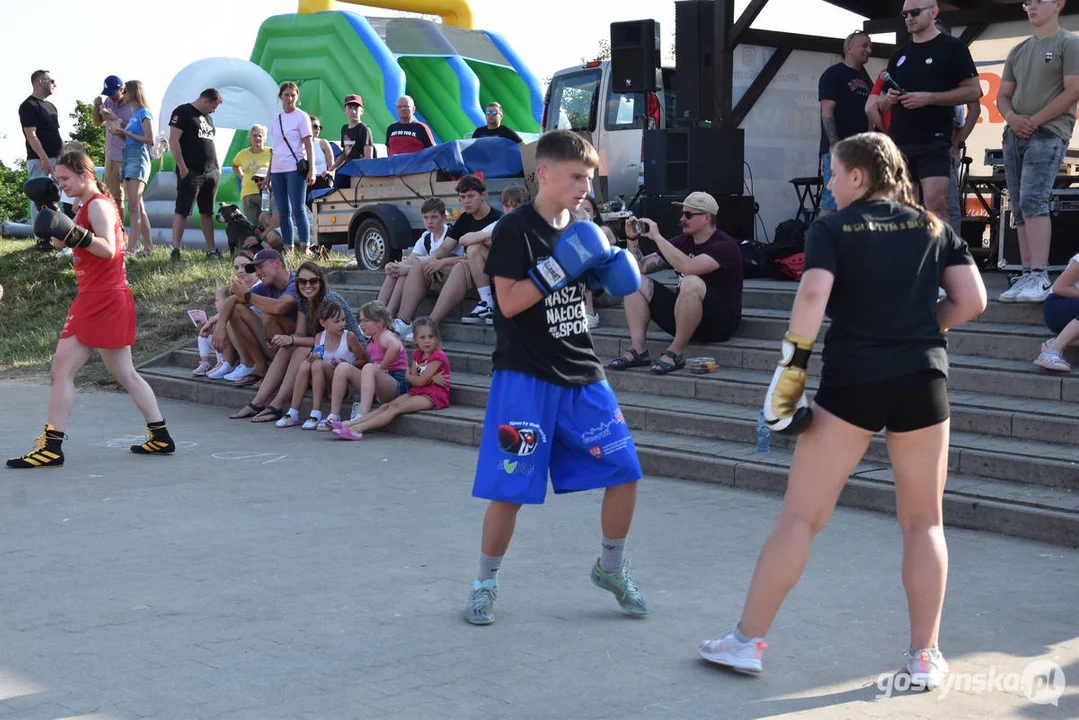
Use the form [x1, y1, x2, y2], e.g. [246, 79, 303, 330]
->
[158, 57, 280, 135]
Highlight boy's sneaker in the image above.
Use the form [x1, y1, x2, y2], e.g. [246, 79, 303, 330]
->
[998, 273, 1030, 303]
[698, 628, 767, 674]
[587, 313, 600, 329]
[223, 364, 254, 382]
[590, 559, 648, 615]
[6, 425, 65, 468]
[392, 318, 412, 336]
[902, 647, 949, 690]
[205, 249, 223, 261]
[206, 362, 235, 380]
[130, 422, 176, 455]
[462, 301, 493, 324]
[466, 579, 498, 625]
[1034, 347, 1071, 372]
[191, 360, 213, 376]
[1017, 271, 1051, 303]
[170, 247, 181, 261]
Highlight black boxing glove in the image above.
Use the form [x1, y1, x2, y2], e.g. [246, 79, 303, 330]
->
[34, 209, 93, 249]
[23, 176, 61, 210]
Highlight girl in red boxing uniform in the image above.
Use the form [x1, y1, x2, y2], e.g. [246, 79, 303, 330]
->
[7, 150, 176, 469]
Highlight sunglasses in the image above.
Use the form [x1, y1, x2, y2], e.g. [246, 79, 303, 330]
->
[900, 6, 933, 18]
[485, 109, 501, 116]
[311, 124, 321, 130]
[1022, 0, 1057, 7]
[297, 277, 321, 286]
[681, 211, 707, 219]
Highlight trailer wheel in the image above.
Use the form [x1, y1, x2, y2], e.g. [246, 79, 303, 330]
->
[353, 217, 390, 270]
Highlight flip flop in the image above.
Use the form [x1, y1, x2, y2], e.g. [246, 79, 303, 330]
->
[250, 406, 284, 423]
[649, 350, 685, 375]
[230, 402, 264, 420]
[233, 374, 263, 388]
[608, 348, 651, 370]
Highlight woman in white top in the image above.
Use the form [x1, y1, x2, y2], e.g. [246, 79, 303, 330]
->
[267, 81, 316, 255]
[1034, 252, 1079, 372]
[306, 115, 336, 205]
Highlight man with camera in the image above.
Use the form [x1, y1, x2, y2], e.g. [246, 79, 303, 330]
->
[608, 192, 743, 374]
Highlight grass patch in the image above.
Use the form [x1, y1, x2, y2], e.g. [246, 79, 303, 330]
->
[0, 240, 352, 386]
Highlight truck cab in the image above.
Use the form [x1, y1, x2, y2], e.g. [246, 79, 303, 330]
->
[542, 60, 676, 202]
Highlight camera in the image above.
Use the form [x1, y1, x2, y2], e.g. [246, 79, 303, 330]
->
[632, 219, 649, 236]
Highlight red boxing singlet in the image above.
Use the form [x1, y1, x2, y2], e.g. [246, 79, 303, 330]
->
[60, 194, 137, 348]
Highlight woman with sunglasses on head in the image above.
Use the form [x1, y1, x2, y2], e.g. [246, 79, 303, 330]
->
[232, 262, 363, 422]
[697, 132, 987, 688]
[198, 250, 260, 378]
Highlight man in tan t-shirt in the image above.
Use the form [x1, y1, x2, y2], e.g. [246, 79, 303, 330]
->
[997, 0, 1079, 303]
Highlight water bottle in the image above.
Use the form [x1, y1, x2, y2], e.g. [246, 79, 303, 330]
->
[350, 402, 363, 421]
[313, 343, 325, 360]
[756, 410, 771, 453]
[260, 186, 270, 213]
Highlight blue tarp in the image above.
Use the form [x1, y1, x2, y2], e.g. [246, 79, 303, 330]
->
[337, 137, 523, 179]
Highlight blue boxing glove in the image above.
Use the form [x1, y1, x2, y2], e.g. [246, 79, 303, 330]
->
[528, 221, 610, 296]
[591, 246, 641, 297]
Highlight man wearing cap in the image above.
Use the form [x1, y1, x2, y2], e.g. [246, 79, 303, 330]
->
[471, 102, 523, 143]
[212, 248, 299, 385]
[330, 94, 374, 188]
[610, 192, 744, 374]
[92, 75, 133, 209]
[19, 70, 62, 224]
[386, 95, 436, 156]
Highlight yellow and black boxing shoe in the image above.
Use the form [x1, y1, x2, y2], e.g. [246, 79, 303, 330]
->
[7, 425, 65, 468]
[130, 421, 176, 455]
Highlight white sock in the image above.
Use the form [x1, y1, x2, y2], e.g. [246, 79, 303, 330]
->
[214, 350, 224, 363]
[285, 408, 299, 420]
[478, 286, 493, 305]
[309, 409, 323, 420]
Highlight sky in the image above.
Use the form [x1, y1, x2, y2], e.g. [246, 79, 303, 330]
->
[1, 0, 870, 165]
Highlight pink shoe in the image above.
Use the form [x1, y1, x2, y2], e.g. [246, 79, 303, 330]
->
[191, 360, 213, 376]
[328, 418, 346, 434]
[337, 426, 364, 441]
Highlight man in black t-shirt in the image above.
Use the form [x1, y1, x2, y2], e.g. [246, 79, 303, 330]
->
[386, 95, 436, 156]
[392, 175, 502, 337]
[463, 129, 648, 626]
[880, 0, 981, 221]
[19, 70, 62, 224]
[471, 102, 524, 144]
[818, 32, 873, 215]
[329, 94, 373, 188]
[168, 88, 224, 260]
[611, 192, 744, 374]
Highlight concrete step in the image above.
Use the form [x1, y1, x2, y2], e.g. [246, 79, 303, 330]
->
[137, 362, 1079, 548]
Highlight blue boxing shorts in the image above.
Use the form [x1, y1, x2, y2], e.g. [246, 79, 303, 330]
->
[472, 370, 643, 504]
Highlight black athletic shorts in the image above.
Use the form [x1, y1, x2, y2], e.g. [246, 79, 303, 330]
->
[176, 170, 220, 217]
[899, 141, 952, 182]
[813, 369, 949, 433]
[649, 281, 740, 343]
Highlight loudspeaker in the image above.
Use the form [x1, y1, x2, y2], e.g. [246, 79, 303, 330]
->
[643, 128, 745, 197]
[675, 0, 716, 122]
[999, 189, 1079, 270]
[611, 20, 661, 93]
[635, 193, 757, 243]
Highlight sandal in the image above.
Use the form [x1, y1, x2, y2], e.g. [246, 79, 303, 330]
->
[276, 415, 301, 428]
[230, 402, 264, 420]
[250, 406, 283, 423]
[301, 416, 320, 431]
[650, 350, 685, 375]
[233, 374, 263, 388]
[608, 348, 651, 370]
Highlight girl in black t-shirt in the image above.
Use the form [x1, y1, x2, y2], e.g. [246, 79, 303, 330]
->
[699, 132, 987, 688]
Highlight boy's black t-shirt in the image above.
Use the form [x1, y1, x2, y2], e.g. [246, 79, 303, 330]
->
[472, 124, 523, 143]
[885, 33, 978, 145]
[168, 103, 218, 174]
[804, 199, 974, 387]
[340, 122, 372, 161]
[446, 206, 502, 241]
[485, 202, 605, 387]
[817, 63, 873, 155]
[18, 96, 61, 160]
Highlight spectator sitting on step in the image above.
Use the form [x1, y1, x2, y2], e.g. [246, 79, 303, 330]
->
[233, 261, 361, 421]
[1034, 251, 1079, 372]
[378, 197, 453, 318]
[392, 175, 503, 338]
[327, 301, 409, 428]
[212, 248, 297, 387]
[193, 287, 230, 376]
[608, 191, 744, 374]
[455, 184, 530, 327]
[578, 194, 616, 328]
[202, 250, 259, 379]
[276, 299, 367, 430]
[334, 317, 451, 440]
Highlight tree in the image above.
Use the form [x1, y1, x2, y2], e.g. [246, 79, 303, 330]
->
[0, 159, 28, 224]
[582, 38, 611, 64]
[69, 100, 106, 166]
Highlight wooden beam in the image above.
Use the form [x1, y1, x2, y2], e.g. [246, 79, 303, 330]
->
[959, 23, 989, 45]
[729, 0, 769, 49]
[740, 28, 894, 58]
[733, 47, 793, 127]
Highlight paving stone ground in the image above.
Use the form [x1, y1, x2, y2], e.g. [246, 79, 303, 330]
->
[0, 381, 1075, 720]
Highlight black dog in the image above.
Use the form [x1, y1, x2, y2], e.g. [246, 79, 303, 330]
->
[216, 203, 264, 254]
